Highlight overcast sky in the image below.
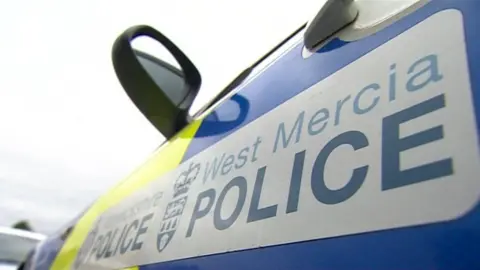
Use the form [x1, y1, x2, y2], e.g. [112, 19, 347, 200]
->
[0, 0, 318, 234]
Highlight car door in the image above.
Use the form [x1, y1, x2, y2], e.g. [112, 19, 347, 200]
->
[48, 0, 480, 269]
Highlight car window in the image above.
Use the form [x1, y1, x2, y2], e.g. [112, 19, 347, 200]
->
[0, 233, 39, 264]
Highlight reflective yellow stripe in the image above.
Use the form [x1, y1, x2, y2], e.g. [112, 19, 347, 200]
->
[50, 120, 202, 270]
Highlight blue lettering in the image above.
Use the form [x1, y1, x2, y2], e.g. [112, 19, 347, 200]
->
[120, 220, 138, 254]
[91, 235, 103, 260]
[354, 83, 380, 114]
[112, 224, 127, 256]
[247, 167, 277, 222]
[221, 155, 235, 175]
[251, 136, 262, 162]
[214, 176, 247, 230]
[186, 189, 216, 237]
[311, 131, 369, 204]
[406, 54, 443, 92]
[308, 108, 329, 135]
[389, 64, 397, 101]
[96, 232, 110, 260]
[203, 154, 225, 183]
[131, 213, 153, 251]
[382, 94, 452, 190]
[334, 95, 351, 126]
[286, 150, 306, 214]
[235, 147, 249, 169]
[273, 111, 304, 153]
[103, 228, 118, 258]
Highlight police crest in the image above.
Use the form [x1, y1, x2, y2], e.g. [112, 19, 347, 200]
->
[157, 162, 200, 252]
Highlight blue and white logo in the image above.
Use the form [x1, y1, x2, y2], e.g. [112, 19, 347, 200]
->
[157, 162, 200, 252]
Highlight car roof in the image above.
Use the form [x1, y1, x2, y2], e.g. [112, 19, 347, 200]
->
[0, 226, 46, 241]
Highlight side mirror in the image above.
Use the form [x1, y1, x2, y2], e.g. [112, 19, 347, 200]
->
[111, 25, 201, 139]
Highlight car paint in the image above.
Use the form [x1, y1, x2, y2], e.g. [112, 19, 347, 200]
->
[28, 0, 480, 269]
[0, 227, 46, 242]
[0, 227, 46, 270]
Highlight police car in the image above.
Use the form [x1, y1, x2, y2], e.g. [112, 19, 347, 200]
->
[26, 0, 480, 269]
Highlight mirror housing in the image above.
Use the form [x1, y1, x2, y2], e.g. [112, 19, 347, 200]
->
[112, 25, 201, 139]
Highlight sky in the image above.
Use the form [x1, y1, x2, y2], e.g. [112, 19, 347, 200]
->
[0, 0, 319, 234]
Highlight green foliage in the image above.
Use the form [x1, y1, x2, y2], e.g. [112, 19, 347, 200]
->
[12, 220, 33, 231]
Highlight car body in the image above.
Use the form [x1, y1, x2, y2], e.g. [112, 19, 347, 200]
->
[25, 0, 480, 269]
[0, 227, 45, 270]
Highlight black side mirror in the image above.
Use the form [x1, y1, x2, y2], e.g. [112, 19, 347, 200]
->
[112, 25, 201, 139]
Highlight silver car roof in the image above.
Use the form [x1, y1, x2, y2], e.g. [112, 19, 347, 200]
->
[0, 226, 46, 241]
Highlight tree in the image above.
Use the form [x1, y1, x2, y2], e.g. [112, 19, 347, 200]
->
[12, 220, 33, 232]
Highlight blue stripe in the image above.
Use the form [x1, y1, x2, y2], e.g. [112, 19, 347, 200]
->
[182, 0, 445, 162]
[149, 0, 480, 269]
